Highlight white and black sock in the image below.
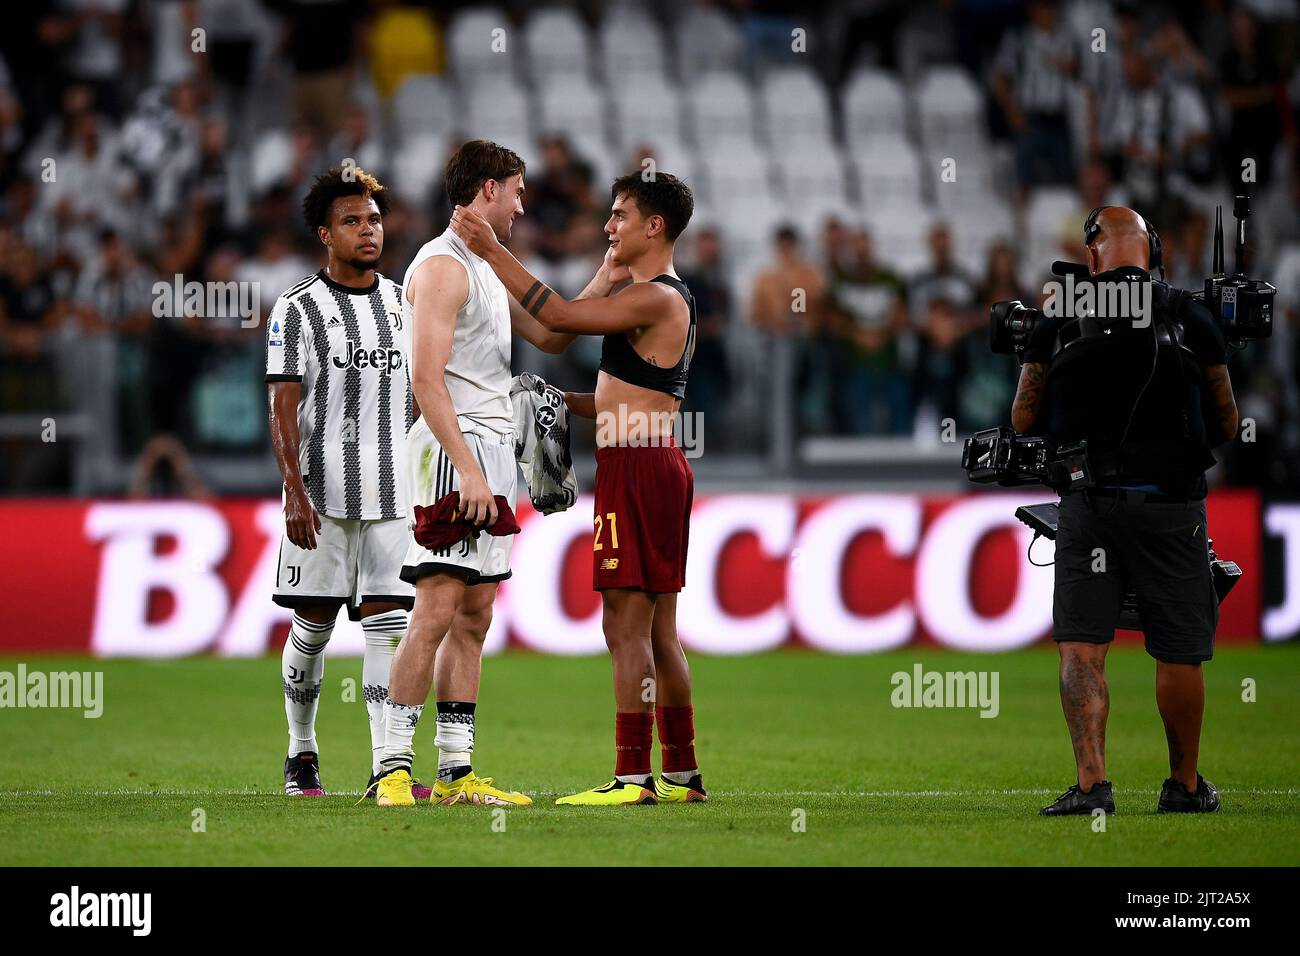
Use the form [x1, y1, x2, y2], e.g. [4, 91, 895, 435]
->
[361, 609, 406, 775]
[282, 613, 334, 756]
[380, 699, 423, 773]
[435, 701, 476, 782]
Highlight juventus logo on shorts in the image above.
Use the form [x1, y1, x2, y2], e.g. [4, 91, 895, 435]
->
[287, 566, 302, 587]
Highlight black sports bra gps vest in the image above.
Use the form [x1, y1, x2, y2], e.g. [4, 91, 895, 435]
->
[598, 274, 696, 400]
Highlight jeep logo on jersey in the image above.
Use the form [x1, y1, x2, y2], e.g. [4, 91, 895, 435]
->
[332, 339, 404, 373]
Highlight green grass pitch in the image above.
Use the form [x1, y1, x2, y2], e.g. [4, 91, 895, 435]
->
[1, 645, 1297, 866]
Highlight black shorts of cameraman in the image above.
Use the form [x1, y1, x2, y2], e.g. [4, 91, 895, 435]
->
[1053, 490, 1217, 663]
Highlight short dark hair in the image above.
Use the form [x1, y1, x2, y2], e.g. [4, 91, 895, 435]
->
[302, 166, 390, 233]
[445, 139, 526, 207]
[774, 223, 799, 245]
[609, 171, 694, 241]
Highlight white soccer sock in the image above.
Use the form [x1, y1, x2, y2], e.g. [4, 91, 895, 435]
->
[380, 700, 424, 772]
[282, 613, 335, 756]
[434, 701, 476, 781]
[361, 609, 406, 774]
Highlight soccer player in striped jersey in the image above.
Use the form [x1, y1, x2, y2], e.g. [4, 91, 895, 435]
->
[266, 166, 428, 799]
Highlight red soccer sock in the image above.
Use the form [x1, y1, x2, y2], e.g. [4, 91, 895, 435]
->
[655, 705, 697, 775]
[615, 711, 654, 778]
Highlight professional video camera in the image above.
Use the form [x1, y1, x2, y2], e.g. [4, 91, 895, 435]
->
[986, 195, 1274, 364]
[1013, 502, 1243, 629]
[960, 427, 1096, 492]
[965, 195, 1277, 490]
[1193, 195, 1276, 344]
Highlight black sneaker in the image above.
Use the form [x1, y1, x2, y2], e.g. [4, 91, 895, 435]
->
[1157, 774, 1220, 814]
[363, 770, 432, 800]
[1040, 780, 1115, 816]
[284, 752, 325, 796]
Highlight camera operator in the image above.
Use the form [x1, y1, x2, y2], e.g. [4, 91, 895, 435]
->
[1012, 207, 1239, 816]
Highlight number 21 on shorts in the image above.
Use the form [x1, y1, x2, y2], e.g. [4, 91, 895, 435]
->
[593, 512, 620, 551]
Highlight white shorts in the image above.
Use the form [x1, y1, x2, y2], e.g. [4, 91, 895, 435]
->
[401, 417, 518, 586]
[273, 515, 414, 620]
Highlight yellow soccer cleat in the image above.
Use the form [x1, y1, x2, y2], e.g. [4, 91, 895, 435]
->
[375, 768, 416, 807]
[433, 772, 533, 807]
[654, 775, 708, 803]
[556, 779, 657, 806]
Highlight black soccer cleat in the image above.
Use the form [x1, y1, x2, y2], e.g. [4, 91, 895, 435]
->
[284, 752, 325, 796]
[1157, 774, 1220, 814]
[1040, 780, 1115, 816]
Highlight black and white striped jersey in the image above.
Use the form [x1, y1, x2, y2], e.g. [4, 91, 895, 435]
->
[265, 270, 414, 521]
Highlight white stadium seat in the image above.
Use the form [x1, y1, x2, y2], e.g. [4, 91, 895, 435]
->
[524, 8, 592, 82]
[773, 143, 853, 242]
[686, 71, 757, 150]
[1022, 186, 1082, 289]
[448, 7, 513, 81]
[913, 66, 986, 155]
[842, 68, 909, 148]
[462, 76, 533, 160]
[612, 75, 685, 151]
[1269, 244, 1300, 376]
[948, 199, 1016, 279]
[772, 144, 849, 206]
[864, 201, 936, 279]
[699, 142, 777, 210]
[391, 132, 447, 205]
[537, 76, 609, 145]
[251, 128, 293, 195]
[849, 136, 923, 210]
[676, 6, 744, 81]
[716, 194, 788, 279]
[927, 148, 1000, 212]
[598, 8, 668, 83]
[759, 66, 834, 152]
[391, 74, 457, 143]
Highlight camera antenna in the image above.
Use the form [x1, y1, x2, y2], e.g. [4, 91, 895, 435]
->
[1211, 206, 1224, 279]
[1233, 194, 1250, 277]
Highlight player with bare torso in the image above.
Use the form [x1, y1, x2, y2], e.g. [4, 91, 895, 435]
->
[452, 172, 707, 804]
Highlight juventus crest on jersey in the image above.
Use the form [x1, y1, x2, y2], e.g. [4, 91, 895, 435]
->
[265, 270, 414, 521]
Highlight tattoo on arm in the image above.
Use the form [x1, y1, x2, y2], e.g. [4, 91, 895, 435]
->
[1203, 364, 1238, 441]
[521, 280, 553, 318]
[1012, 362, 1046, 431]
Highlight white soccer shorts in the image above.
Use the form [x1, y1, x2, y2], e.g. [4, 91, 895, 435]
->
[401, 417, 519, 586]
[273, 514, 414, 619]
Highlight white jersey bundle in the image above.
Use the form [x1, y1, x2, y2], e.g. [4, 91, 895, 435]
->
[510, 373, 577, 515]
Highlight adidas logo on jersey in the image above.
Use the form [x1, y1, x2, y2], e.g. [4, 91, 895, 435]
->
[332, 338, 405, 373]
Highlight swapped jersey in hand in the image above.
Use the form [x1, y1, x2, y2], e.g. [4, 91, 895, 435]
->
[265, 270, 413, 520]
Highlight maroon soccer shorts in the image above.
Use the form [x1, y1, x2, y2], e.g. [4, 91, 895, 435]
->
[592, 441, 693, 593]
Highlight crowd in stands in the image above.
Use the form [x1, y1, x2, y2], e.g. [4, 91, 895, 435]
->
[1, 0, 1297, 493]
